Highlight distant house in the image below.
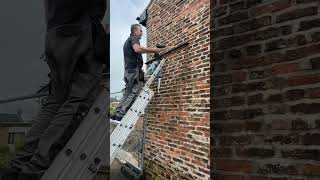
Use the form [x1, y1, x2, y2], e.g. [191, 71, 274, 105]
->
[111, 101, 119, 108]
[0, 113, 31, 151]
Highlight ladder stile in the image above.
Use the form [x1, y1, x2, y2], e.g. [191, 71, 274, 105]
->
[110, 59, 165, 164]
[40, 57, 167, 180]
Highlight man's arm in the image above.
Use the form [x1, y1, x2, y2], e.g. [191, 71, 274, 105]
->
[132, 44, 160, 54]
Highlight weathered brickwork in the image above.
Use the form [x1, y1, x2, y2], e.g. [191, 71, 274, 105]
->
[211, 0, 320, 179]
[144, 0, 210, 179]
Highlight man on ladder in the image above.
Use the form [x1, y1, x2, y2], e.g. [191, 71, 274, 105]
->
[0, 0, 107, 180]
[110, 24, 160, 121]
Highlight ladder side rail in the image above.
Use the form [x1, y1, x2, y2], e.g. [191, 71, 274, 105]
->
[110, 59, 164, 148]
[109, 88, 148, 146]
[61, 119, 108, 179]
[110, 88, 153, 164]
[110, 58, 165, 165]
[41, 90, 109, 180]
[112, 89, 153, 157]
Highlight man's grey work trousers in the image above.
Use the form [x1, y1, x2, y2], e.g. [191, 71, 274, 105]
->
[114, 68, 144, 118]
[10, 16, 105, 174]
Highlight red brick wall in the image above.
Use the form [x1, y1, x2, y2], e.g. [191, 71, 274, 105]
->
[212, 0, 320, 179]
[144, 0, 210, 179]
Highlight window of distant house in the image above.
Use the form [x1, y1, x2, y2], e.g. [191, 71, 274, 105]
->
[8, 132, 26, 145]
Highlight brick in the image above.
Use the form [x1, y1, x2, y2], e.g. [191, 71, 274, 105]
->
[303, 133, 320, 145]
[214, 86, 232, 96]
[213, 52, 225, 62]
[266, 94, 283, 103]
[213, 174, 245, 180]
[307, 87, 320, 98]
[244, 108, 264, 119]
[246, 44, 262, 56]
[266, 119, 291, 130]
[288, 74, 320, 87]
[213, 26, 234, 37]
[218, 33, 254, 50]
[246, 0, 263, 8]
[265, 35, 307, 52]
[213, 75, 232, 85]
[213, 6, 228, 17]
[230, 108, 264, 120]
[310, 57, 320, 69]
[230, 96, 245, 106]
[263, 53, 287, 65]
[270, 178, 288, 180]
[234, 16, 272, 34]
[247, 82, 266, 91]
[215, 159, 254, 173]
[272, 63, 300, 75]
[291, 103, 320, 114]
[232, 71, 247, 82]
[299, 18, 320, 31]
[296, 0, 319, 3]
[247, 94, 264, 105]
[267, 104, 288, 114]
[212, 147, 233, 157]
[285, 43, 320, 62]
[145, 0, 210, 178]
[213, 111, 228, 120]
[285, 89, 305, 101]
[251, 0, 291, 16]
[269, 104, 288, 114]
[276, 7, 318, 23]
[226, 176, 245, 180]
[281, 149, 320, 161]
[255, 25, 292, 41]
[249, 70, 268, 79]
[228, 49, 242, 59]
[211, 0, 320, 178]
[265, 134, 300, 145]
[215, 98, 230, 108]
[218, 11, 249, 26]
[232, 83, 247, 93]
[311, 31, 320, 42]
[220, 135, 254, 146]
[236, 147, 274, 158]
[214, 63, 228, 73]
[245, 121, 262, 131]
[292, 119, 309, 130]
[213, 122, 243, 133]
[229, 56, 266, 70]
[257, 163, 299, 175]
[249, 176, 268, 180]
[303, 164, 320, 176]
[230, 1, 246, 12]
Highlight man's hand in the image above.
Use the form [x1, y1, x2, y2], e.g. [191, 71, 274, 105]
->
[133, 44, 161, 54]
[153, 48, 160, 54]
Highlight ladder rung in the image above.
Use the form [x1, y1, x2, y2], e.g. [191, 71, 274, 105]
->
[110, 119, 120, 125]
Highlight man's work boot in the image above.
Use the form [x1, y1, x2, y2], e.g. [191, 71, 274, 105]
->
[0, 168, 19, 180]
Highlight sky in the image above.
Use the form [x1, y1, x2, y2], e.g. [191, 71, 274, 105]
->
[110, 0, 150, 98]
[0, 0, 47, 100]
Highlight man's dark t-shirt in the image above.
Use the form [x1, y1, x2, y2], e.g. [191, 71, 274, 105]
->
[123, 35, 143, 70]
[45, 0, 106, 29]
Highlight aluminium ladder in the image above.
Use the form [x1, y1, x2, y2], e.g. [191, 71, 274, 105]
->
[40, 42, 188, 180]
[40, 58, 165, 180]
[110, 58, 166, 164]
[40, 89, 109, 180]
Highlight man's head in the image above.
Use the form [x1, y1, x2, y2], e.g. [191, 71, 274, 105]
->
[131, 24, 143, 38]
